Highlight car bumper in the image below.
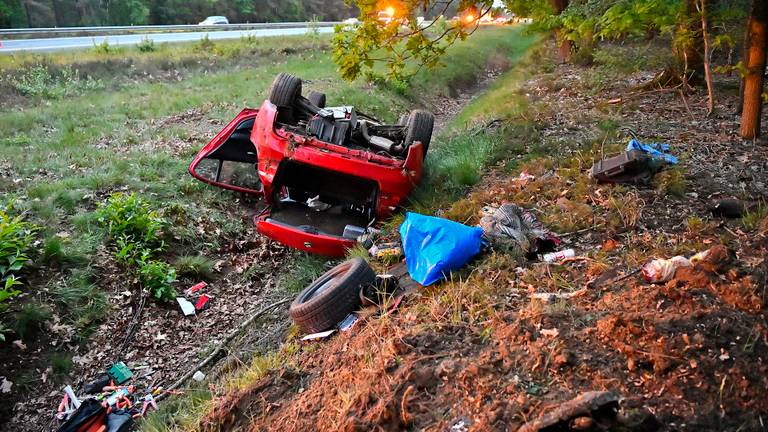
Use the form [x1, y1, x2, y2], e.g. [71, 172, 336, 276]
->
[254, 214, 355, 257]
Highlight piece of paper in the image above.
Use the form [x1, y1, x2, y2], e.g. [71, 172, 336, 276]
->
[176, 297, 196, 316]
[301, 330, 335, 341]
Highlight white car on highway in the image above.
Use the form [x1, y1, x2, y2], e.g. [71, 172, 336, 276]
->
[199, 16, 229, 25]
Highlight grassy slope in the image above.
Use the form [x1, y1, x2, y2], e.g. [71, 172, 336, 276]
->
[140, 28, 542, 432]
[0, 25, 536, 427]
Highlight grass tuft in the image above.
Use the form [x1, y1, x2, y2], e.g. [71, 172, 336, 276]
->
[277, 253, 330, 294]
[174, 255, 216, 280]
[12, 304, 52, 340]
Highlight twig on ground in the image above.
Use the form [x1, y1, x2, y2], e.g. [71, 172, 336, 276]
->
[400, 385, 415, 425]
[156, 298, 291, 402]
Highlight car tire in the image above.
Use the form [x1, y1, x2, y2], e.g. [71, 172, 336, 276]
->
[268, 72, 302, 107]
[404, 109, 435, 157]
[289, 258, 375, 333]
[307, 91, 327, 108]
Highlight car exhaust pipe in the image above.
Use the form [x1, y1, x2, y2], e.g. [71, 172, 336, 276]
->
[360, 121, 404, 154]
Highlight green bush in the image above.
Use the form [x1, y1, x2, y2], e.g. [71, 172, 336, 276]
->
[0, 205, 37, 341]
[96, 192, 166, 253]
[137, 36, 156, 53]
[11, 65, 104, 98]
[138, 257, 177, 302]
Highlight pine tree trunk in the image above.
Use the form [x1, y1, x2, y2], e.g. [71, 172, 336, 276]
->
[740, 0, 768, 139]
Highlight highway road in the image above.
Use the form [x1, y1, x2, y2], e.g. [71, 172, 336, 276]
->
[0, 26, 334, 54]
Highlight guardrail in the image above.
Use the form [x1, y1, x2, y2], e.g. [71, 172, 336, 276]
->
[0, 22, 340, 38]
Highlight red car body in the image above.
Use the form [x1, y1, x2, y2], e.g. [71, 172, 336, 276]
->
[190, 100, 424, 257]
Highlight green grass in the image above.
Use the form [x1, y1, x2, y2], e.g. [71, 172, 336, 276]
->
[277, 253, 330, 294]
[11, 304, 52, 340]
[174, 255, 216, 279]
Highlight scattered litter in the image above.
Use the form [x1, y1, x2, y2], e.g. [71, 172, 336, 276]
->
[338, 313, 359, 331]
[12, 340, 26, 350]
[627, 138, 678, 164]
[479, 203, 560, 255]
[195, 294, 211, 311]
[591, 150, 660, 185]
[185, 281, 207, 296]
[642, 249, 712, 283]
[56, 385, 81, 420]
[107, 362, 133, 384]
[0, 376, 12, 393]
[192, 371, 206, 382]
[55, 398, 106, 431]
[176, 297, 196, 316]
[400, 212, 484, 286]
[368, 242, 403, 262]
[83, 374, 112, 394]
[542, 248, 575, 263]
[139, 394, 158, 417]
[104, 386, 134, 407]
[513, 170, 536, 182]
[530, 289, 587, 302]
[342, 224, 366, 240]
[301, 329, 336, 341]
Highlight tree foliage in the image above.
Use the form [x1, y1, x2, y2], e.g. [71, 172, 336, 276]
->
[333, 0, 495, 82]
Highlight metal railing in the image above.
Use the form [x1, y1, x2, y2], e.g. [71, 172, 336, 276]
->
[0, 22, 340, 38]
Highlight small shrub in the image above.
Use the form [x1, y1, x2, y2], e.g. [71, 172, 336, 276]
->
[175, 255, 215, 279]
[96, 192, 166, 253]
[92, 39, 114, 54]
[53, 269, 108, 336]
[12, 304, 51, 340]
[195, 34, 215, 52]
[742, 204, 768, 231]
[137, 36, 156, 52]
[138, 257, 177, 302]
[51, 354, 74, 376]
[11, 65, 103, 99]
[654, 168, 686, 197]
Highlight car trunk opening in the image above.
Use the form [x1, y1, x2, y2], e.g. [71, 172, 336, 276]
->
[267, 161, 378, 239]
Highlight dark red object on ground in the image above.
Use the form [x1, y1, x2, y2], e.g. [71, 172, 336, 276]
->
[189, 73, 432, 257]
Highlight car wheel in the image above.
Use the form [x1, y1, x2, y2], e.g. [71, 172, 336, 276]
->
[404, 109, 435, 157]
[307, 90, 327, 108]
[289, 258, 375, 333]
[268, 72, 302, 107]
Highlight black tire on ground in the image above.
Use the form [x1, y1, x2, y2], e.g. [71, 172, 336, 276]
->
[403, 109, 435, 157]
[307, 90, 327, 108]
[398, 114, 409, 125]
[268, 72, 302, 107]
[289, 258, 375, 333]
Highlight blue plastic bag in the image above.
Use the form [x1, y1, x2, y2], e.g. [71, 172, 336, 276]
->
[399, 212, 484, 286]
[626, 139, 678, 164]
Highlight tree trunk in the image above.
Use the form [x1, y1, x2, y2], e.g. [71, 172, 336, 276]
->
[675, 0, 704, 83]
[740, 0, 768, 139]
[737, 13, 752, 115]
[700, 0, 715, 115]
[551, 0, 571, 63]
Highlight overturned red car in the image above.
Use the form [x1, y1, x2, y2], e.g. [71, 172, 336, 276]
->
[189, 73, 434, 257]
